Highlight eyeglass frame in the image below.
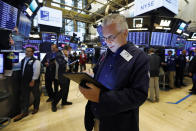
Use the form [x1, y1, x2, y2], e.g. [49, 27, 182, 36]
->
[101, 31, 122, 42]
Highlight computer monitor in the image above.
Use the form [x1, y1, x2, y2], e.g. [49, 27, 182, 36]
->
[40, 53, 46, 61]
[165, 49, 175, 56]
[0, 54, 4, 74]
[0, 0, 18, 30]
[19, 53, 26, 62]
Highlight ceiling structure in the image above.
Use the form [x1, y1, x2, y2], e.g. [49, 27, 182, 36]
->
[44, 0, 134, 24]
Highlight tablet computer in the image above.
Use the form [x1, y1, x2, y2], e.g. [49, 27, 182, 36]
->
[64, 72, 107, 90]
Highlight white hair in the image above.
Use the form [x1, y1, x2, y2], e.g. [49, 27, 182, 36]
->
[102, 14, 128, 31]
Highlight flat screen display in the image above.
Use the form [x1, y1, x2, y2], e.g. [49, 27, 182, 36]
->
[12, 52, 19, 63]
[129, 32, 150, 45]
[42, 33, 57, 43]
[19, 53, 25, 62]
[150, 32, 172, 46]
[0, 0, 18, 30]
[69, 43, 78, 50]
[0, 54, 4, 74]
[58, 35, 70, 43]
[18, 13, 32, 37]
[165, 49, 175, 55]
[40, 53, 46, 61]
[29, 0, 38, 12]
[38, 7, 62, 28]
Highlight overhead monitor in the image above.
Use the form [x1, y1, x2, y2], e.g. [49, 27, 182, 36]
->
[29, 0, 38, 12]
[38, 6, 62, 27]
[150, 32, 172, 46]
[0, 54, 4, 74]
[128, 32, 150, 46]
[191, 33, 196, 39]
[18, 13, 32, 37]
[0, 0, 18, 30]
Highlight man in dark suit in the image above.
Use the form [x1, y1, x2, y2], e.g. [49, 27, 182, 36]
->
[189, 48, 196, 94]
[42, 44, 59, 102]
[51, 46, 72, 112]
[175, 49, 187, 87]
[79, 14, 149, 131]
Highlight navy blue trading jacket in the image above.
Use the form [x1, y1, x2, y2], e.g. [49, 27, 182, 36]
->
[166, 55, 176, 71]
[85, 43, 149, 131]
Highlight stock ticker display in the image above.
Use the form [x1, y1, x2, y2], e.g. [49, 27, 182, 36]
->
[0, 0, 18, 30]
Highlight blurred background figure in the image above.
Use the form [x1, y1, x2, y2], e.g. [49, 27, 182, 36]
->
[79, 50, 87, 72]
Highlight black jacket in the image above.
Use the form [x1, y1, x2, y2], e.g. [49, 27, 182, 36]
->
[189, 56, 196, 73]
[85, 43, 149, 131]
[149, 53, 161, 77]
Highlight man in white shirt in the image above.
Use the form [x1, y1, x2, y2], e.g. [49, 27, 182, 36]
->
[14, 47, 41, 122]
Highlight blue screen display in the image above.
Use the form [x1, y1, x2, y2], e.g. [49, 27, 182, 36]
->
[0, 54, 3, 74]
[29, 0, 38, 12]
[128, 32, 150, 45]
[18, 13, 32, 37]
[69, 43, 78, 50]
[58, 35, 70, 43]
[0, 0, 18, 30]
[42, 33, 57, 43]
[150, 32, 172, 46]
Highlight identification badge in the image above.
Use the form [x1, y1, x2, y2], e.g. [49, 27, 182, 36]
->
[120, 50, 133, 62]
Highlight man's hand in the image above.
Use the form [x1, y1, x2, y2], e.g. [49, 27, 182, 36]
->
[83, 69, 94, 77]
[29, 80, 35, 87]
[79, 83, 100, 103]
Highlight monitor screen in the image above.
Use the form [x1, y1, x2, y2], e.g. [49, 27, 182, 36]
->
[128, 32, 150, 45]
[19, 53, 25, 62]
[18, 13, 32, 37]
[12, 52, 19, 63]
[0, 54, 4, 74]
[38, 6, 62, 28]
[69, 43, 78, 50]
[6, 52, 19, 63]
[58, 35, 70, 43]
[191, 33, 196, 39]
[0, 0, 18, 30]
[42, 33, 57, 43]
[193, 42, 196, 47]
[29, 0, 38, 12]
[40, 53, 46, 61]
[150, 32, 172, 46]
[165, 49, 175, 56]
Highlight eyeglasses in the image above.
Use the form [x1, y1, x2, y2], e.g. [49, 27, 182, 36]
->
[101, 31, 122, 42]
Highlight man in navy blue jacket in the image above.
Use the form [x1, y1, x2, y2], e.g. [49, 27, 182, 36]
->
[79, 14, 149, 131]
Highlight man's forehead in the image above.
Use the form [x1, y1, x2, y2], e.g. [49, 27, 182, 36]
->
[102, 23, 118, 34]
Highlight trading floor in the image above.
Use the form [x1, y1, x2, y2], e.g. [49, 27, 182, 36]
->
[1, 65, 196, 131]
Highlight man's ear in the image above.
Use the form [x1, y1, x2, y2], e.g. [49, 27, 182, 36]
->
[123, 29, 128, 37]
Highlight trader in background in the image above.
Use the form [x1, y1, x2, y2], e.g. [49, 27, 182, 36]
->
[42, 44, 59, 102]
[79, 14, 149, 131]
[166, 50, 176, 89]
[175, 49, 187, 87]
[189, 48, 196, 94]
[14, 47, 41, 122]
[148, 48, 161, 102]
[51, 46, 72, 112]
